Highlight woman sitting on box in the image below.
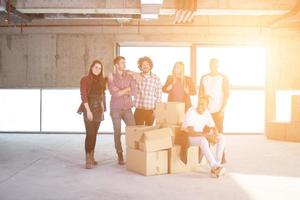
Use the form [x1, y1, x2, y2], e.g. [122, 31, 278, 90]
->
[181, 96, 226, 178]
[162, 61, 196, 111]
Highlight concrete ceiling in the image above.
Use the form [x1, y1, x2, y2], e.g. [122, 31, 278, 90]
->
[0, 0, 299, 27]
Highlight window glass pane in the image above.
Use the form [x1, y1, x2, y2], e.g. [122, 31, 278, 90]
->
[42, 89, 117, 133]
[0, 89, 40, 132]
[197, 47, 265, 87]
[224, 90, 265, 133]
[42, 89, 83, 132]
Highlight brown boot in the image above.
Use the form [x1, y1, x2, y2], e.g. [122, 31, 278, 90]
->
[117, 152, 125, 165]
[211, 166, 226, 178]
[91, 150, 98, 165]
[85, 153, 93, 169]
[180, 146, 188, 164]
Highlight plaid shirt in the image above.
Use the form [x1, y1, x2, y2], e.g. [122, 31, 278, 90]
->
[108, 72, 136, 110]
[134, 72, 162, 110]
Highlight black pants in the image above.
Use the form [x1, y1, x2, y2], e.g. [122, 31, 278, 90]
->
[211, 111, 224, 132]
[134, 108, 155, 126]
[84, 120, 100, 154]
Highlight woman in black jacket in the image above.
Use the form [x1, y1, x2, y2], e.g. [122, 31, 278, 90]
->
[77, 60, 107, 169]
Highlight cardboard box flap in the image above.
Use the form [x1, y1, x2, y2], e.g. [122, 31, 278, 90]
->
[143, 128, 173, 140]
[126, 125, 157, 132]
[125, 125, 159, 149]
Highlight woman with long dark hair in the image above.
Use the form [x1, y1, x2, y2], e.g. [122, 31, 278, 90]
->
[77, 60, 107, 169]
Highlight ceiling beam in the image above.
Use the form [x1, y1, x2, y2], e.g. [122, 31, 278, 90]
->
[17, 8, 289, 16]
[268, 2, 300, 26]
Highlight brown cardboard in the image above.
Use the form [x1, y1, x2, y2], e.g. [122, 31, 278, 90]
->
[286, 122, 300, 142]
[266, 121, 288, 141]
[157, 123, 182, 144]
[155, 102, 185, 125]
[168, 145, 200, 174]
[139, 128, 173, 152]
[291, 95, 300, 122]
[126, 148, 168, 176]
[125, 125, 159, 149]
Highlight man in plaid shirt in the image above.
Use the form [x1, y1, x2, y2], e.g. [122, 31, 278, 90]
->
[128, 56, 162, 125]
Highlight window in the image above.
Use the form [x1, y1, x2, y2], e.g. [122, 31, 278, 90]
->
[224, 90, 265, 133]
[0, 89, 40, 132]
[196, 46, 266, 133]
[196, 47, 265, 87]
[42, 89, 84, 132]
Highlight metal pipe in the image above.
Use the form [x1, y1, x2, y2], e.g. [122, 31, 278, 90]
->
[0, 23, 275, 28]
[7, 0, 11, 24]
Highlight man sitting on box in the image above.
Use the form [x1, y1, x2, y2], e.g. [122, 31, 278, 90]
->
[181, 96, 226, 178]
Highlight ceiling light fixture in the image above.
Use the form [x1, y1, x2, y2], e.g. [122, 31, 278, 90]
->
[140, 0, 163, 20]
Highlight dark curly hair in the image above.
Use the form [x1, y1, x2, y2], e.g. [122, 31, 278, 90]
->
[137, 56, 153, 71]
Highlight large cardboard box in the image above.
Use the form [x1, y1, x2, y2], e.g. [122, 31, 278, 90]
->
[291, 95, 300, 122]
[168, 145, 200, 174]
[125, 125, 159, 149]
[126, 148, 168, 176]
[155, 102, 185, 125]
[266, 121, 288, 140]
[286, 122, 300, 142]
[139, 128, 173, 152]
[157, 123, 182, 144]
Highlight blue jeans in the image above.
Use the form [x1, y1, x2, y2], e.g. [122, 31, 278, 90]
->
[110, 108, 135, 153]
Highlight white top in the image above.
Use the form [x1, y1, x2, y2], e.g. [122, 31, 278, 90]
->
[182, 107, 215, 132]
[201, 74, 225, 113]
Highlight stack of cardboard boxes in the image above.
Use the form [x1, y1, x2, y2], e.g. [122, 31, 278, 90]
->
[125, 126, 173, 176]
[266, 95, 300, 142]
[126, 102, 201, 176]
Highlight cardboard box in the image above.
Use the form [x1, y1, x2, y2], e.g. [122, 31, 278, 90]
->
[157, 123, 182, 144]
[266, 121, 288, 141]
[286, 122, 300, 142]
[291, 95, 300, 122]
[125, 125, 159, 149]
[126, 148, 168, 176]
[168, 145, 200, 174]
[266, 121, 300, 142]
[139, 128, 173, 152]
[155, 102, 185, 125]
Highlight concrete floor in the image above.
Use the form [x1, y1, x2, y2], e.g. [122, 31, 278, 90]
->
[0, 134, 299, 200]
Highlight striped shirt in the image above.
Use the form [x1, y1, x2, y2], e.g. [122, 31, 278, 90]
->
[134, 72, 162, 110]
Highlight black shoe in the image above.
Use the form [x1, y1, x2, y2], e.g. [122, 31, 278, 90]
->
[118, 152, 125, 165]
